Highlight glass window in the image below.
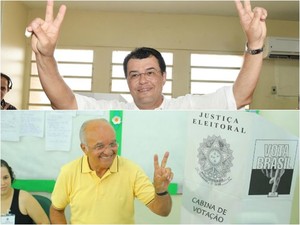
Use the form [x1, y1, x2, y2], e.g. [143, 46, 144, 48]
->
[28, 49, 94, 109]
[190, 53, 243, 95]
[31, 49, 94, 63]
[191, 54, 243, 67]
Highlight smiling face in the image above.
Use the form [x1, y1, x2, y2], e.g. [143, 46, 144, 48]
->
[1, 166, 12, 196]
[80, 120, 118, 175]
[126, 56, 166, 110]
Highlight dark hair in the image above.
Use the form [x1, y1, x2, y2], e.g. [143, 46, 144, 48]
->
[1, 73, 13, 90]
[1, 159, 15, 183]
[123, 47, 166, 78]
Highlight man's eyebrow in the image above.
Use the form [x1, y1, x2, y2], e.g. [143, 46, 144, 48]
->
[129, 67, 156, 74]
[129, 70, 139, 74]
[93, 139, 117, 146]
[145, 67, 157, 71]
[93, 142, 104, 147]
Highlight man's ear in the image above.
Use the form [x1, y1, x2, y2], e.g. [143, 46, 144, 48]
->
[81, 143, 88, 155]
[162, 72, 167, 85]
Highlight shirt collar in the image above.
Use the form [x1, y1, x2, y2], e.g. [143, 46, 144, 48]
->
[154, 95, 165, 110]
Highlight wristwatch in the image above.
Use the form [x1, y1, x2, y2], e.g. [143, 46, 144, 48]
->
[245, 43, 264, 55]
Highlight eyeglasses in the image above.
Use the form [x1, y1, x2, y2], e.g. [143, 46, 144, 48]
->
[87, 141, 118, 152]
[128, 68, 161, 81]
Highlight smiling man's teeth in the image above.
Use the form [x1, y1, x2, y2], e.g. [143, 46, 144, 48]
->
[139, 88, 150, 92]
[100, 154, 113, 159]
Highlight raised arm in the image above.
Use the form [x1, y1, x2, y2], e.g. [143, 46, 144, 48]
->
[233, 0, 267, 109]
[26, 0, 77, 109]
[147, 151, 173, 216]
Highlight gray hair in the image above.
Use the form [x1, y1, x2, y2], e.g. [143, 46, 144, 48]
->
[79, 118, 112, 145]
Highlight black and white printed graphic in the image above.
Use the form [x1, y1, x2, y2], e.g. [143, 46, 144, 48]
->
[182, 111, 299, 224]
[196, 135, 234, 186]
[249, 139, 298, 196]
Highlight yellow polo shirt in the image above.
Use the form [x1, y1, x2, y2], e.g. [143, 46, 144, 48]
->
[51, 155, 155, 224]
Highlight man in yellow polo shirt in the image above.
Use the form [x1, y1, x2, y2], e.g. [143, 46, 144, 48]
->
[50, 119, 173, 224]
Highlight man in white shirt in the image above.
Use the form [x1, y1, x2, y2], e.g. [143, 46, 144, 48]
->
[26, 0, 267, 110]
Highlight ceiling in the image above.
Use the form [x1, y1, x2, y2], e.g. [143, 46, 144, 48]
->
[22, 1, 299, 21]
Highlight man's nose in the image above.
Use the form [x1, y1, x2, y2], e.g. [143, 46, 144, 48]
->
[138, 73, 148, 84]
[103, 148, 114, 156]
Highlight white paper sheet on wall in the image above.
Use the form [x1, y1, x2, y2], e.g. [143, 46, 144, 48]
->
[181, 111, 299, 224]
[0, 111, 21, 142]
[20, 111, 45, 137]
[45, 111, 75, 151]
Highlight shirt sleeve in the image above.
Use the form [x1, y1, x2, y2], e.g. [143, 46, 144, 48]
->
[222, 85, 237, 110]
[75, 93, 104, 110]
[162, 86, 237, 110]
[191, 86, 237, 109]
[134, 167, 155, 205]
[51, 167, 71, 210]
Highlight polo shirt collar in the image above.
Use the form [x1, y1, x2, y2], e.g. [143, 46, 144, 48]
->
[81, 155, 119, 173]
[155, 95, 165, 110]
[109, 155, 118, 172]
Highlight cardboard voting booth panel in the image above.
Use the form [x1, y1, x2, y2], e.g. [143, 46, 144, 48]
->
[181, 111, 298, 224]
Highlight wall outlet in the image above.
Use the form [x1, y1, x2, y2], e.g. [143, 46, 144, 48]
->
[271, 86, 277, 95]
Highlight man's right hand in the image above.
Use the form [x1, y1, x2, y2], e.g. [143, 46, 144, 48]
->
[26, 0, 67, 57]
[25, 0, 77, 110]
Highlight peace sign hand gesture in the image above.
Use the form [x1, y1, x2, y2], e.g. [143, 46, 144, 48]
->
[235, 0, 267, 48]
[26, 0, 67, 57]
[153, 152, 174, 194]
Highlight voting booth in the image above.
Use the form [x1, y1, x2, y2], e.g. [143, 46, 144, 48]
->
[181, 111, 299, 224]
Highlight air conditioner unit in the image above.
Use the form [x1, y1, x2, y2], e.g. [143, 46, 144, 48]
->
[263, 36, 299, 59]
